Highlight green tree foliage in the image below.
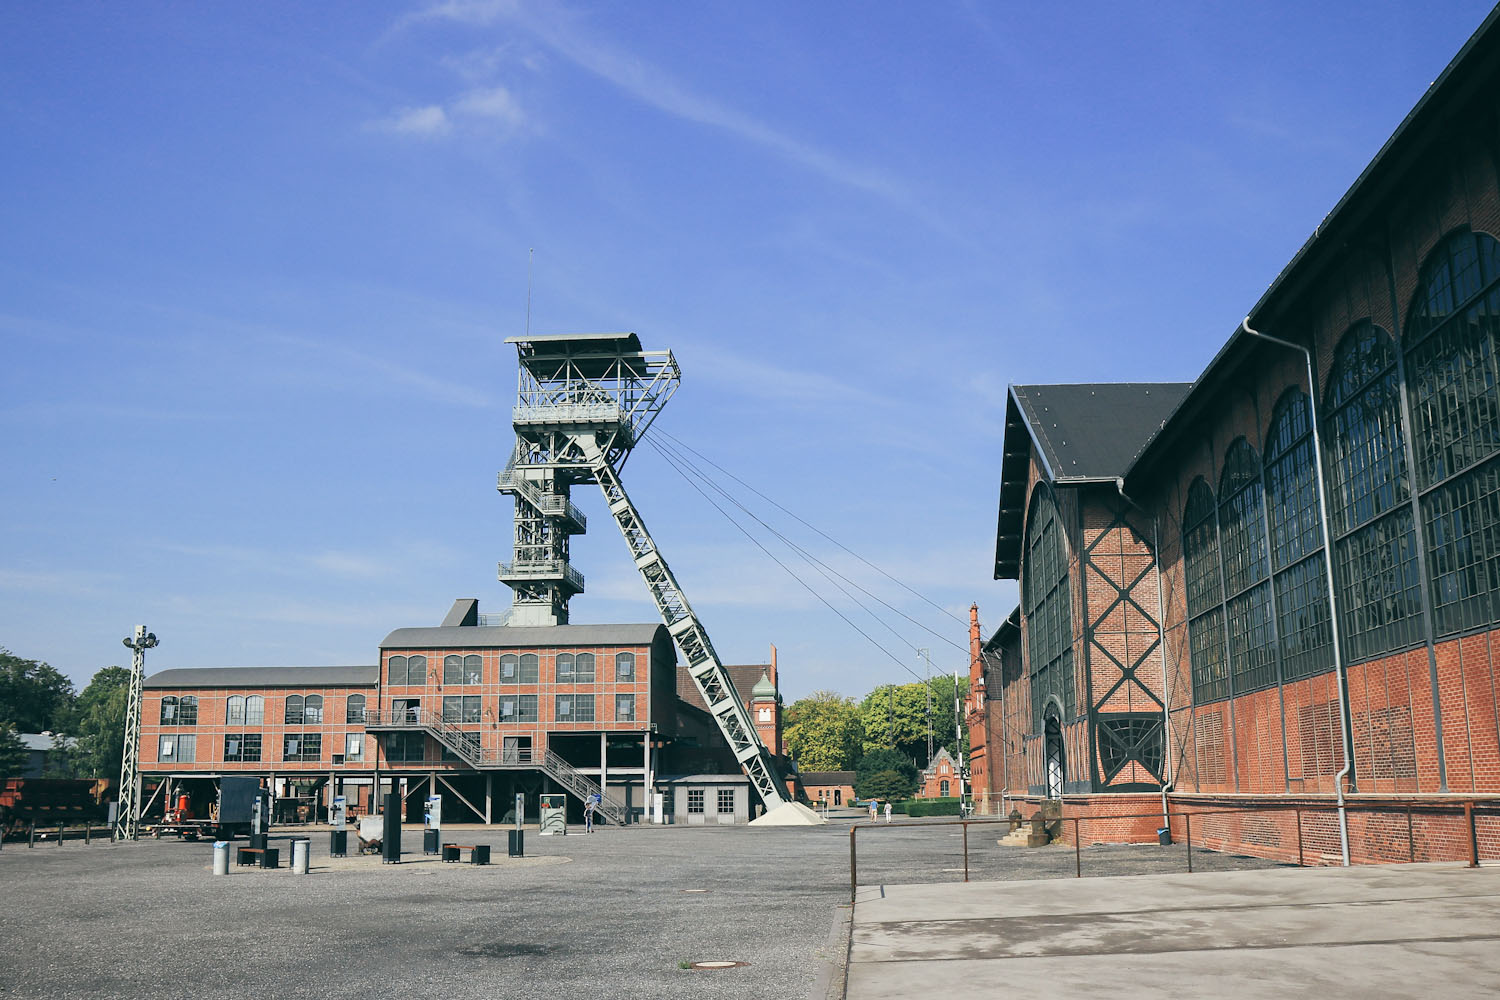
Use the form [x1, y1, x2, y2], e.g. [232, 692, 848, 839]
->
[0, 723, 27, 779]
[784, 690, 864, 771]
[854, 747, 918, 800]
[0, 649, 76, 734]
[858, 677, 969, 768]
[69, 666, 131, 780]
[860, 769, 911, 803]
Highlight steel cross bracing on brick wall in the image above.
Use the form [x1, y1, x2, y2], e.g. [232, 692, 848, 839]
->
[366, 707, 628, 824]
[1081, 496, 1167, 791]
[497, 333, 787, 810]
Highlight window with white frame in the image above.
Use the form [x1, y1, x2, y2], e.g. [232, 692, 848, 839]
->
[716, 788, 735, 813]
[615, 651, 635, 681]
[615, 694, 635, 721]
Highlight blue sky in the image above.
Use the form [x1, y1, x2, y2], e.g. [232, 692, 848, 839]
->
[2, 1, 1495, 700]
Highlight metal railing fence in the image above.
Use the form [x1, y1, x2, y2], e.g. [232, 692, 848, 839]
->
[848, 799, 1499, 902]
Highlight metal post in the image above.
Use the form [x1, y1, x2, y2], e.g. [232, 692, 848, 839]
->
[1185, 813, 1193, 873]
[962, 821, 969, 882]
[1407, 804, 1414, 863]
[849, 825, 858, 903]
[1074, 818, 1081, 878]
[1466, 801, 1479, 868]
[115, 625, 159, 842]
[1297, 807, 1305, 867]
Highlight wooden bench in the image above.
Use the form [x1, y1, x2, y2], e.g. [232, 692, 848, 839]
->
[441, 843, 490, 865]
[236, 846, 280, 869]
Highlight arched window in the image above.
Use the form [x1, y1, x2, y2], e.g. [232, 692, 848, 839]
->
[615, 651, 636, 681]
[227, 695, 244, 725]
[159, 696, 178, 725]
[1183, 478, 1228, 703]
[1264, 391, 1333, 681]
[1405, 229, 1500, 635]
[1404, 227, 1500, 487]
[304, 695, 323, 724]
[178, 696, 198, 725]
[245, 696, 264, 725]
[500, 653, 520, 682]
[574, 652, 595, 682]
[1022, 484, 1074, 731]
[1218, 437, 1273, 697]
[443, 654, 462, 685]
[1325, 322, 1422, 660]
[407, 655, 428, 686]
[388, 655, 408, 685]
[556, 652, 575, 682]
[519, 654, 539, 684]
[286, 695, 305, 725]
[464, 654, 483, 684]
[346, 694, 366, 724]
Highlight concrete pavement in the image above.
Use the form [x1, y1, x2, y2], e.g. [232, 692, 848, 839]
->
[847, 863, 1500, 999]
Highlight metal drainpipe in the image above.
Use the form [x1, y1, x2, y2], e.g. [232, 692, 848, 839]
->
[1239, 317, 1352, 867]
[1114, 479, 1175, 829]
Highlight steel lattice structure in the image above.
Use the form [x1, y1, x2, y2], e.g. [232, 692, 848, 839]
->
[498, 333, 787, 809]
[115, 625, 158, 841]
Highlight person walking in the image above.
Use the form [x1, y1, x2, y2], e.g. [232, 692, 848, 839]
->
[584, 791, 600, 833]
[868, 800, 878, 823]
[883, 800, 893, 824]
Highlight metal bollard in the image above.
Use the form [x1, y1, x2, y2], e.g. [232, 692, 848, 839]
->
[292, 838, 309, 874]
[212, 841, 230, 876]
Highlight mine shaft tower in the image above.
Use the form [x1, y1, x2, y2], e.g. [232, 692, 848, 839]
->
[498, 332, 787, 810]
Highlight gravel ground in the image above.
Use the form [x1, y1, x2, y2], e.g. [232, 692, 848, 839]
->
[0, 814, 1283, 1000]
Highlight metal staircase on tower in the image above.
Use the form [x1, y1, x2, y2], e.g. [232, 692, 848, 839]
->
[497, 332, 788, 812]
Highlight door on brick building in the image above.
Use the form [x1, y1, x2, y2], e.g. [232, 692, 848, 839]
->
[1044, 715, 1065, 800]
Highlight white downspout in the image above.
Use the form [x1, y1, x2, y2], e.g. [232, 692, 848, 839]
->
[1239, 317, 1352, 867]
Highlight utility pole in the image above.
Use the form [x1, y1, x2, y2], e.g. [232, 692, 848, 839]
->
[919, 648, 933, 764]
[115, 625, 158, 842]
[954, 670, 965, 805]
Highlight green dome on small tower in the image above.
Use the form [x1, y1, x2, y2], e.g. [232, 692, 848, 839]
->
[750, 669, 776, 700]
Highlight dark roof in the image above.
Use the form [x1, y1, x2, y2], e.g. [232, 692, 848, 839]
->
[381, 623, 667, 649]
[799, 770, 855, 784]
[994, 383, 1190, 579]
[145, 666, 378, 689]
[1126, 6, 1500, 493]
[982, 605, 1022, 655]
[677, 663, 770, 713]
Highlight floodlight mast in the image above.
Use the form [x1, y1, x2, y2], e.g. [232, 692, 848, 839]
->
[116, 625, 158, 841]
[498, 332, 787, 810]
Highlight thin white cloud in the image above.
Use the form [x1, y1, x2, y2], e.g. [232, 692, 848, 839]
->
[373, 104, 452, 136]
[401, 0, 932, 217]
[453, 85, 525, 126]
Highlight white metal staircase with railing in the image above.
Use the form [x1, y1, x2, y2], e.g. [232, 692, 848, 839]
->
[364, 708, 628, 825]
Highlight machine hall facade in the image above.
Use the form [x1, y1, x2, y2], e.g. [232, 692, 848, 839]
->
[972, 9, 1500, 864]
[138, 599, 785, 828]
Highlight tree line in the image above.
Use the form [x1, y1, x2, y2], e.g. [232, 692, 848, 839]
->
[0, 648, 131, 783]
[784, 677, 968, 801]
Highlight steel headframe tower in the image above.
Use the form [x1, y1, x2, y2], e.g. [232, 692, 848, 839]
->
[498, 332, 787, 810]
[115, 624, 158, 841]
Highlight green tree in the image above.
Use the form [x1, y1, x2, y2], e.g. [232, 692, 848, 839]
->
[854, 747, 918, 800]
[861, 769, 911, 803]
[69, 666, 131, 781]
[858, 678, 970, 769]
[0, 722, 27, 778]
[785, 690, 864, 771]
[0, 649, 76, 733]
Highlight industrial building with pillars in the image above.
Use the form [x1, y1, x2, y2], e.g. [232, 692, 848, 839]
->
[965, 10, 1500, 864]
[138, 601, 786, 827]
[127, 328, 803, 831]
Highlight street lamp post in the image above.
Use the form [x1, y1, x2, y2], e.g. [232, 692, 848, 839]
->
[115, 625, 159, 842]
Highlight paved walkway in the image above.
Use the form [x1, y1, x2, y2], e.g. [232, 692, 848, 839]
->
[846, 863, 1500, 999]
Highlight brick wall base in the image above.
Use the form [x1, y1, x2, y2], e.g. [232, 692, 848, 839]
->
[1000, 792, 1499, 866]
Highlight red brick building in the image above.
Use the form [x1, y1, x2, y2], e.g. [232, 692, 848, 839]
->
[916, 747, 960, 799]
[984, 9, 1500, 864]
[140, 599, 785, 825]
